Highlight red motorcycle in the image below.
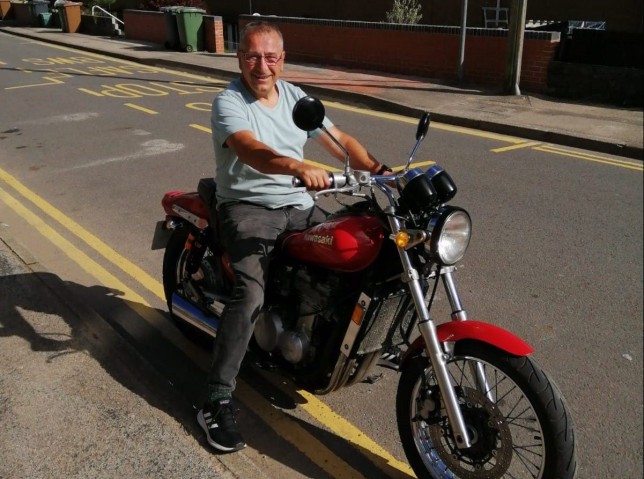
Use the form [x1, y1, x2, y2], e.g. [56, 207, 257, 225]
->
[160, 96, 576, 478]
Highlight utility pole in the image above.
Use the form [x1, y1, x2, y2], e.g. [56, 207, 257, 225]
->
[503, 0, 528, 95]
[457, 0, 468, 83]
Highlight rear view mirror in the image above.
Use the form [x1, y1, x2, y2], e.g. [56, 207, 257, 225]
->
[293, 96, 326, 131]
[416, 112, 431, 141]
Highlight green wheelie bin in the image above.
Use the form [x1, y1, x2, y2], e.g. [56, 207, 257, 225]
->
[175, 7, 205, 52]
[161, 6, 182, 50]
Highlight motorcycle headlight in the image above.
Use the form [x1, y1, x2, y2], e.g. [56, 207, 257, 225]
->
[425, 207, 471, 265]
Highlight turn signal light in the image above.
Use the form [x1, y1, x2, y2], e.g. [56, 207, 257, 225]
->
[395, 231, 410, 248]
[351, 304, 365, 326]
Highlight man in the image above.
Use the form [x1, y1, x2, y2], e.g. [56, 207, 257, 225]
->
[198, 21, 391, 452]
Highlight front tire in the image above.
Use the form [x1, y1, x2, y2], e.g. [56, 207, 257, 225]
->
[396, 341, 576, 479]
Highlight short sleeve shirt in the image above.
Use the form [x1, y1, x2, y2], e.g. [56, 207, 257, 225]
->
[211, 79, 333, 209]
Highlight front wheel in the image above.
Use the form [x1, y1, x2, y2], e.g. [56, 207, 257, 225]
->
[396, 341, 576, 479]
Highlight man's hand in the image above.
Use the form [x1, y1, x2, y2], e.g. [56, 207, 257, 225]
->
[294, 163, 331, 191]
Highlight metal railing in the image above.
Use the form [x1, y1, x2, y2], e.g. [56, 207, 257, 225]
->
[91, 5, 124, 26]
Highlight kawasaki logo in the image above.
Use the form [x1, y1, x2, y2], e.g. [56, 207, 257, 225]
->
[304, 233, 334, 246]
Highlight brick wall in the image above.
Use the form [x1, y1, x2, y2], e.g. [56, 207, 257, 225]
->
[123, 10, 166, 45]
[204, 16, 225, 53]
[241, 16, 561, 93]
[121, 11, 560, 92]
[521, 36, 560, 91]
[123, 10, 225, 53]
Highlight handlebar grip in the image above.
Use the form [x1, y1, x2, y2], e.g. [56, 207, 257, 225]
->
[292, 174, 335, 188]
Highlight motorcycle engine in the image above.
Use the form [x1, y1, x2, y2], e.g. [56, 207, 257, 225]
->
[254, 265, 339, 364]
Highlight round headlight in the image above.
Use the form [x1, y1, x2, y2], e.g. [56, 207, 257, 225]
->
[426, 207, 471, 265]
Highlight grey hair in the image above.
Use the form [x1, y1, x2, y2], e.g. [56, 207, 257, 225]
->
[238, 21, 284, 51]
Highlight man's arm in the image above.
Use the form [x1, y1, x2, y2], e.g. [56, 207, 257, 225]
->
[225, 130, 331, 190]
[314, 126, 389, 174]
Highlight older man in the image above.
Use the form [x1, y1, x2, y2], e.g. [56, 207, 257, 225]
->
[198, 20, 390, 452]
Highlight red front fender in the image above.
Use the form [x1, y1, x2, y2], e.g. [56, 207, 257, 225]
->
[402, 320, 534, 366]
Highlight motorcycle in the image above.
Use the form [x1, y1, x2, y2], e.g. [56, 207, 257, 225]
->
[159, 96, 576, 478]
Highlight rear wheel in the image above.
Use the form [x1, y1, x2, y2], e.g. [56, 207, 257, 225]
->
[396, 341, 576, 479]
[162, 225, 227, 341]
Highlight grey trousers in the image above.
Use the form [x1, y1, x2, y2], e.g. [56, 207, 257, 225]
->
[206, 201, 326, 393]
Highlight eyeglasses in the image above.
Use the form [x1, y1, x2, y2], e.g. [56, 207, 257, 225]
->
[240, 51, 284, 66]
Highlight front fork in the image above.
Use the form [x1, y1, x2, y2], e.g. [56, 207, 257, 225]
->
[387, 208, 474, 449]
[442, 270, 494, 404]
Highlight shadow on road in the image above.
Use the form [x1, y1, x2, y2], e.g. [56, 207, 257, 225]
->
[0, 268, 412, 478]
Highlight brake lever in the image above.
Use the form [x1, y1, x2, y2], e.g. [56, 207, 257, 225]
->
[313, 185, 360, 200]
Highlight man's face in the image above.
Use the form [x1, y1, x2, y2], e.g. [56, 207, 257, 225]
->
[238, 31, 285, 100]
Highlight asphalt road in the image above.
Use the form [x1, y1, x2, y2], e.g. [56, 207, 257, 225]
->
[1, 34, 642, 478]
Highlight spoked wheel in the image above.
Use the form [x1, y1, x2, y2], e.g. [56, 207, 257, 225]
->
[397, 341, 576, 479]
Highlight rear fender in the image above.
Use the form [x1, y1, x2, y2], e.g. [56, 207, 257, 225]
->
[162, 191, 209, 229]
[162, 191, 208, 219]
[401, 320, 534, 367]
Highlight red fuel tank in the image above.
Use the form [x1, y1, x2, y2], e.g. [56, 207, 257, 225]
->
[283, 215, 384, 272]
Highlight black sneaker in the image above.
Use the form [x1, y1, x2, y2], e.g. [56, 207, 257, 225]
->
[197, 398, 246, 452]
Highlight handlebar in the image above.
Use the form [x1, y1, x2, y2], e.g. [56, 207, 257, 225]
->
[292, 170, 399, 204]
[292, 172, 345, 189]
[293, 170, 397, 189]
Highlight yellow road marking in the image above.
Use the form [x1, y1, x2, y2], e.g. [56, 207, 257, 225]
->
[0, 167, 164, 299]
[25, 39, 228, 84]
[406, 160, 435, 169]
[255, 369, 414, 477]
[294, 388, 415, 478]
[323, 100, 523, 143]
[0, 185, 144, 304]
[189, 123, 211, 133]
[236, 381, 366, 479]
[0, 167, 412, 478]
[78, 88, 105, 97]
[492, 141, 542, 153]
[124, 103, 159, 115]
[304, 158, 338, 171]
[5, 76, 65, 89]
[534, 145, 643, 171]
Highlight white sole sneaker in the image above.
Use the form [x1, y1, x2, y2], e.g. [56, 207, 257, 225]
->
[197, 408, 246, 452]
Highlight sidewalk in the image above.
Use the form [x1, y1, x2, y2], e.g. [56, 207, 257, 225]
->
[1, 24, 642, 160]
[0, 231, 242, 478]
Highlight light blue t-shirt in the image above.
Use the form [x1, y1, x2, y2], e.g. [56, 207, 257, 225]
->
[211, 79, 333, 209]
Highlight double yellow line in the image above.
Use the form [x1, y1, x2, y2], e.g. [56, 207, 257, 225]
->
[492, 141, 643, 170]
[0, 166, 414, 479]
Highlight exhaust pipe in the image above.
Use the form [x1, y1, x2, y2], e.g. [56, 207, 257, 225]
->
[171, 293, 220, 338]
